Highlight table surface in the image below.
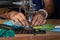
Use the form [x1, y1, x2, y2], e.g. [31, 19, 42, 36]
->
[0, 19, 60, 38]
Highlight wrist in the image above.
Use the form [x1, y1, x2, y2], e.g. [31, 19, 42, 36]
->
[4, 10, 13, 20]
[37, 11, 46, 18]
[0, 9, 12, 19]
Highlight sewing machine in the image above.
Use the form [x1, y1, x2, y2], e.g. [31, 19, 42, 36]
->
[12, 0, 37, 29]
[12, 0, 36, 22]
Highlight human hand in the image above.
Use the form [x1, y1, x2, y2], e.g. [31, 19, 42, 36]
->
[9, 11, 29, 26]
[31, 13, 46, 26]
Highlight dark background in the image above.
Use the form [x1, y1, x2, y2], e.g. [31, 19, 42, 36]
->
[50, 0, 60, 19]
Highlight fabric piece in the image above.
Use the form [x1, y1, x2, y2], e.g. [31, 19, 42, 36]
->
[50, 25, 60, 32]
[50, 28, 60, 32]
[3, 20, 23, 29]
[0, 29, 14, 37]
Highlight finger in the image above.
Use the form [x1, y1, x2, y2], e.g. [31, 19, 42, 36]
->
[41, 20, 46, 25]
[18, 13, 29, 26]
[38, 15, 44, 25]
[34, 17, 40, 26]
[17, 17, 26, 26]
[18, 13, 26, 20]
[11, 20, 15, 25]
[31, 15, 38, 26]
[38, 19, 44, 25]
[11, 18, 20, 25]
[34, 20, 38, 26]
[25, 20, 29, 26]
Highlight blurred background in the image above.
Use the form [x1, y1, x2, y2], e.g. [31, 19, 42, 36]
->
[50, 0, 60, 19]
[0, 0, 60, 19]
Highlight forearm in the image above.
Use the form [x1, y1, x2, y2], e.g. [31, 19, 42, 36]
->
[36, 0, 54, 18]
[44, 0, 54, 17]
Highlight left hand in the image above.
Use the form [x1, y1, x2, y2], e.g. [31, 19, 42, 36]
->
[31, 13, 46, 26]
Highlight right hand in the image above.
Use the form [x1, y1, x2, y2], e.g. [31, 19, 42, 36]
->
[9, 11, 29, 26]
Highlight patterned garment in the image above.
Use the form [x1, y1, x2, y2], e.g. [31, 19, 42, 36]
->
[33, 0, 44, 11]
[0, 0, 45, 11]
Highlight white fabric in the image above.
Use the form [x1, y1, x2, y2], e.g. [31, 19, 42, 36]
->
[55, 25, 60, 28]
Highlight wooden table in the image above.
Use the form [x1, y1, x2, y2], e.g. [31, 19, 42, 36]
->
[0, 19, 60, 40]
